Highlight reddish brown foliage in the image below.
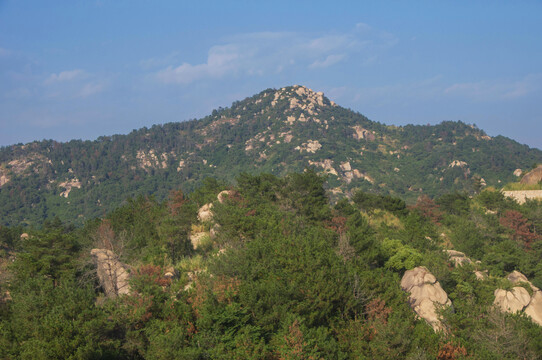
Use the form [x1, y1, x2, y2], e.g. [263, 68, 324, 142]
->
[327, 216, 348, 233]
[276, 319, 320, 360]
[365, 298, 392, 323]
[187, 275, 240, 318]
[224, 190, 244, 205]
[123, 293, 154, 328]
[212, 275, 240, 303]
[136, 264, 171, 287]
[500, 210, 540, 250]
[168, 189, 186, 216]
[95, 219, 116, 251]
[437, 341, 467, 360]
[280, 319, 305, 359]
[411, 195, 443, 225]
[245, 209, 257, 216]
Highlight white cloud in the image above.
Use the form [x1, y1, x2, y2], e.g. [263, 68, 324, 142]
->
[157, 44, 240, 84]
[44, 69, 86, 84]
[40, 69, 107, 98]
[78, 81, 105, 98]
[309, 54, 346, 69]
[444, 73, 542, 101]
[156, 25, 397, 84]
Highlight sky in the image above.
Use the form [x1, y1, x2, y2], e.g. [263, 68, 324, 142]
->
[1, 0, 541, 149]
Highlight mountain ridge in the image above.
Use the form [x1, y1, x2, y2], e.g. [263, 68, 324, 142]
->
[1, 85, 541, 226]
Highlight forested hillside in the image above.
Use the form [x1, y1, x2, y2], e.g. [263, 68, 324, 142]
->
[1, 85, 541, 226]
[1, 171, 542, 359]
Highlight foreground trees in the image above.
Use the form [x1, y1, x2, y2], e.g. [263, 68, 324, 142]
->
[1, 173, 542, 359]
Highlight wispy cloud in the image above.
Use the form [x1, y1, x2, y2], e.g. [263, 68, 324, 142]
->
[42, 69, 107, 98]
[77, 81, 106, 98]
[328, 73, 542, 110]
[44, 69, 87, 84]
[309, 54, 346, 69]
[444, 73, 542, 101]
[156, 24, 397, 84]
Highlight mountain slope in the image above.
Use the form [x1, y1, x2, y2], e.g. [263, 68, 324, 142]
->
[1, 85, 541, 226]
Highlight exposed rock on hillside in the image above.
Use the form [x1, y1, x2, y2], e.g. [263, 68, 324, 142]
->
[474, 271, 488, 280]
[90, 249, 131, 298]
[352, 126, 375, 141]
[444, 250, 473, 267]
[494, 287, 531, 313]
[401, 266, 452, 331]
[494, 270, 542, 326]
[136, 149, 169, 171]
[502, 190, 542, 205]
[308, 159, 338, 176]
[190, 232, 207, 249]
[197, 203, 213, 222]
[217, 190, 233, 204]
[520, 165, 542, 185]
[295, 140, 322, 153]
[58, 178, 82, 198]
[0, 173, 9, 187]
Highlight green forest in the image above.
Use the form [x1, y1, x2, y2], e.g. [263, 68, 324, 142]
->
[2, 170, 542, 359]
[2, 86, 542, 227]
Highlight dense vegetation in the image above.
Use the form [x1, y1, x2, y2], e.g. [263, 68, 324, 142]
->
[2, 85, 542, 226]
[1, 171, 542, 359]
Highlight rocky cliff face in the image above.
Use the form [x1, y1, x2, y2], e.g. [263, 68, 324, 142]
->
[90, 249, 131, 298]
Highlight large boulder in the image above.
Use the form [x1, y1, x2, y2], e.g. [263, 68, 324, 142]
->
[90, 249, 131, 298]
[520, 165, 542, 185]
[493, 270, 542, 326]
[494, 287, 531, 313]
[525, 291, 542, 326]
[197, 203, 213, 222]
[401, 266, 452, 331]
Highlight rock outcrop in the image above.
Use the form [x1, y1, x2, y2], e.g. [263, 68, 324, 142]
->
[197, 203, 213, 222]
[474, 270, 488, 280]
[444, 249, 489, 280]
[494, 287, 531, 313]
[351, 126, 375, 141]
[502, 190, 542, 204]
[90, 249, 131, 298]
[401, 266, 452, 331]
[443, 250, 472, 267]
[0, 172, 9, 187]
[493, 270, 542, 326]
[217, 190, 232, 204]
[308, 159, 338, 176]
[520, 165, 542, 185]
[58, 178, 82, 198]
[190, 232, 207, 249]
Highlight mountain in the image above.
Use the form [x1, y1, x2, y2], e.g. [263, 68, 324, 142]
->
[1, 85, 541, 226]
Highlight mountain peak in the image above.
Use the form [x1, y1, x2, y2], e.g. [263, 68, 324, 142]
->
[269, 85, 337, 109]
[2, 85, 542, 226]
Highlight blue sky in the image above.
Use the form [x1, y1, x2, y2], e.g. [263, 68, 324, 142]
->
[1, 0, 541, 149]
